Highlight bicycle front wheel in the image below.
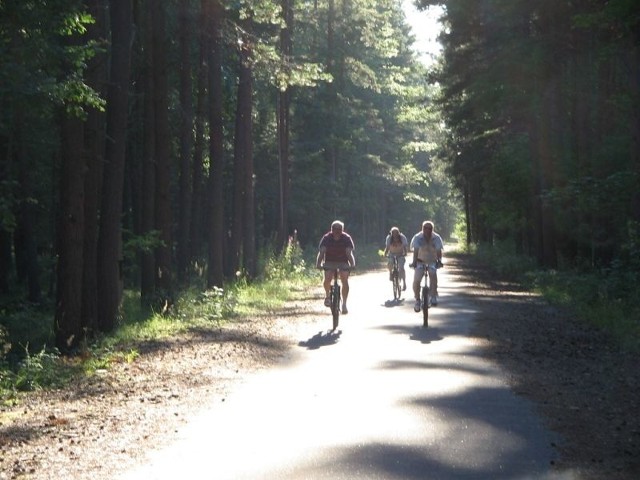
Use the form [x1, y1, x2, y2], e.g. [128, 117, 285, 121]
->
[421, 285, 429, 327]
[331, 285, 341, 330]
[392, 271, 401, 300]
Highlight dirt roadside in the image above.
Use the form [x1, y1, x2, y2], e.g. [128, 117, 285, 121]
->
[0, 254, 638, 479]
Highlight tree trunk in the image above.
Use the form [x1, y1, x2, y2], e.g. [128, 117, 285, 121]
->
[0, 229, 10, 294]
[15, 119, 42, 304]
[55, 110, 85, 351]
[206, 0, 225, 287]
[0, 131, 11, 293]
[152, 0, 173, 305]
[191, 8, 207, 262]
[177, 0, 194, 284]
[82, 0, 108, 335]
[239, 42, 256, 278]
[139, 1, 156, 306]
[190, 0, 208, 264]
[277, 0, 292, 247]
[97, 0, 133, 332]
[231, 50, 246, 276]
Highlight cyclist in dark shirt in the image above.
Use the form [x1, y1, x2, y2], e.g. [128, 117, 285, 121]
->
[316, 220, 355, 314]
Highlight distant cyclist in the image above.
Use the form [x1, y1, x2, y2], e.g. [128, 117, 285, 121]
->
[410, 221, 444, 311]
[316, 220, 355, 314]
[383, 226, 408, 291]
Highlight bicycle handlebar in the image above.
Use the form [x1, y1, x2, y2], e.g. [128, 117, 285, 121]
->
[409, 259, 443, 269]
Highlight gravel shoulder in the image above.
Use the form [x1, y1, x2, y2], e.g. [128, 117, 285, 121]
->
[1, 254, 639, 479]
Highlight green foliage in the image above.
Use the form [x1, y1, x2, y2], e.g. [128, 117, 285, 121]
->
[173, 286, 235, 325]
[530, 268, 639, 352]
[432, 0, 639, 266]
[0, 302, 54, 357]
[11, 347, 74, 392]
[475, 243, 640, 352]
[1, 346, 80, 404]
[451, 214, 468, 249]
[262, 235, 308, 281]
[353, 243, 388, 272]
[474, 242, 538, 280]
[0, 259, 318, 403]
[0, 180, 19, 231]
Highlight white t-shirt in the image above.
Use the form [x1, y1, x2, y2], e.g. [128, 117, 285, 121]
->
[410, 232, 443, 263]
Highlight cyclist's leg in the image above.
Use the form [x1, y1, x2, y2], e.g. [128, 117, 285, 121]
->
[399, 256, 407, 288]
[412, 265, 422, 310]
[387, 257, 393, 280]
[412, 265, 422, 299]
[428, 267, 438, 304]
[339, 268, 350, 312]
[322, 268, 332, 306]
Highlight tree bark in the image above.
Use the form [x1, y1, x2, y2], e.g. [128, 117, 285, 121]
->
[177, 0, 194, 284]
[277, 0, 293, 247]
[231, 52, 246, 276]
[97, 0, 133, 332]
[55, 110, 85, 351]
[239, 42, 256, 278]
[152, 0, 173, 305]
[206, 0, 225, 288]
[82, 0, 108, 335]
[190, 3, 207, 262]
[138, 0, 156, 306]
[15, 120, 42, 305]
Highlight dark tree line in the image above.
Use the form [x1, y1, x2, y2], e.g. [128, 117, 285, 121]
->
[421, 0, 640, 271]
[1, 0, 450, 352]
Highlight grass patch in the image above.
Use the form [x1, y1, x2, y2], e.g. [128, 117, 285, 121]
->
[0, 251, 319, 403]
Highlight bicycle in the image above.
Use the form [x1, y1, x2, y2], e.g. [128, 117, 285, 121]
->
[322, 265, 353, 331]
[389, 255, 403, 301]
[411, 260, 442, 327]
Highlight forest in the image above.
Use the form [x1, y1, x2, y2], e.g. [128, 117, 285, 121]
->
[0, 0, 638, 356]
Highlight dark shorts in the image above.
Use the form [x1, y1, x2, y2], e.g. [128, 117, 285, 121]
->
[323, 261, 351, 272]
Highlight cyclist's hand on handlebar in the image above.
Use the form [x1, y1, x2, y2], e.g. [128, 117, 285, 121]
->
[409, 262, 416, 269]
[436, 260, 444, 269]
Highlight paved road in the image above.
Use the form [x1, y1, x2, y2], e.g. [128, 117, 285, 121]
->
[120, 266, 577, 480]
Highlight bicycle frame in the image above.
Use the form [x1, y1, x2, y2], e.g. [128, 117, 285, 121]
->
[323, 266, 342, 330]
[416, 261, 436, 327]
[390, 255, 402, 300]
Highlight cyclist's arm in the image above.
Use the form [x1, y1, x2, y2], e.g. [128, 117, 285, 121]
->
[410, 237, 418, 266]
[316, 246, 326, 268]
[435, 236, 444, 262]
[346, 248, 355, 267]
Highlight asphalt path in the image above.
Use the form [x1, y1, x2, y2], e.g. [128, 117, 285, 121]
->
[120, 265, 578, 480]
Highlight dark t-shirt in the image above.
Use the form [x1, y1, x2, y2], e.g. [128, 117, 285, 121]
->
[319, 232, 354, 263]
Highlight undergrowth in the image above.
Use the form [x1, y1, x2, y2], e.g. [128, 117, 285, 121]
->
[0, 239, 316, 405]
[472, 242, 640, 352]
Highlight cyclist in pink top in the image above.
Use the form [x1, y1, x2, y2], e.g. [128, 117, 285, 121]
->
[316, 220, 355, 314]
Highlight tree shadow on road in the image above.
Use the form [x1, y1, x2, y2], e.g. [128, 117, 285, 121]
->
[298, 330, 342, 350]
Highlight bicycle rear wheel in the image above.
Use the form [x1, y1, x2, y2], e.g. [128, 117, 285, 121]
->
[421, 285, 429, 327]
[331, 285, 341, 330]
[392, 271, 401, 300]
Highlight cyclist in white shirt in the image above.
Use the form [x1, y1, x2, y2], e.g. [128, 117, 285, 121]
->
[409, 221, 444, 311]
